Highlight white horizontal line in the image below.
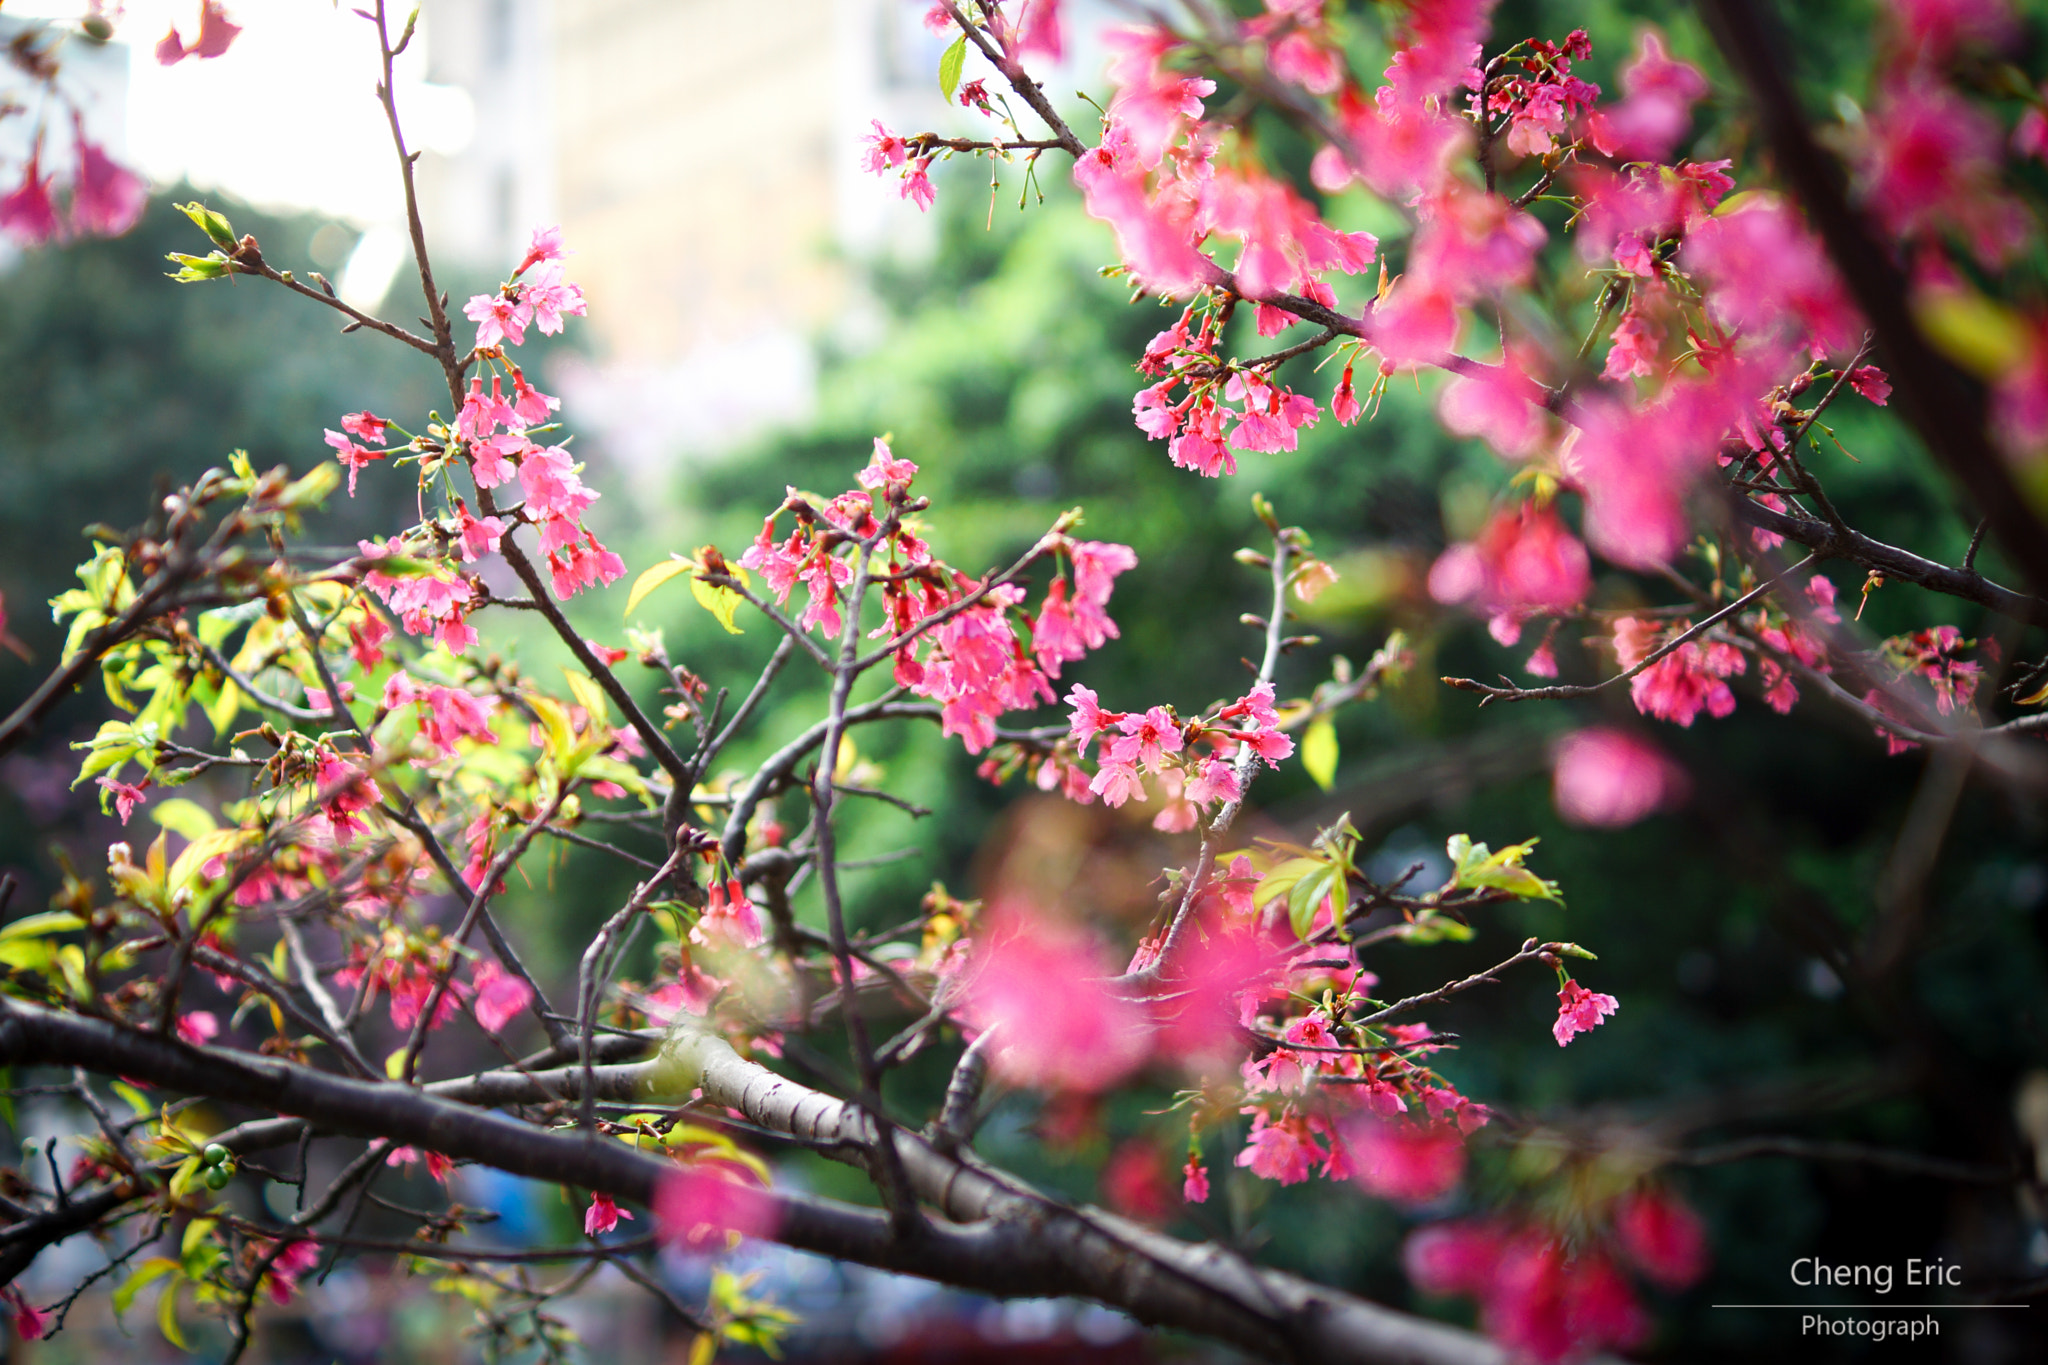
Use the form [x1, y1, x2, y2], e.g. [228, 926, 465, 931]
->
[1709, 1304, 2028, 1310]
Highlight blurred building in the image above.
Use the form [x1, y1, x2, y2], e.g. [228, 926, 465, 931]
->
[413, 0, 1105, 474]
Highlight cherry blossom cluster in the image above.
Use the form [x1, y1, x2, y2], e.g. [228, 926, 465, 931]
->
[1406, 1185, 1708, 1363]
[1052, 679, 1293, 831]
[733, 439, 1136, 753]
[324, 228, 622, 610]
[1130, 302, 1359, 477]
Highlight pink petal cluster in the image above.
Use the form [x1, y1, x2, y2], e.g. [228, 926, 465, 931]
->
[1406, 1222, 1650, 1363]
[156, 0, 242, 63]
[655, 1165, 779, 1249]
[689, 878, 766, 952]
[1611, 615, 1746, 726]
[463, 229, 586, 349]
[960, 907, 1152, 1092]
[1428, 503, 1591, 645]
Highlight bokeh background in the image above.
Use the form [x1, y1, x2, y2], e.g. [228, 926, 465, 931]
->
[2, 1, 2045, 1360]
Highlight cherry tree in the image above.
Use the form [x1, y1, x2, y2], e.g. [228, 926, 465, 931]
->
[2, 0, 2046, 1361]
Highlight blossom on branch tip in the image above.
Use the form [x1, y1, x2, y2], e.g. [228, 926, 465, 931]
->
[861, 121, 909, 173]
[1553, 978, 1619, 1046]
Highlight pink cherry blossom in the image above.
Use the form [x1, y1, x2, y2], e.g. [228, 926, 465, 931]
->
[470, 960, 534, 1034]
[1428, 503, 1591, 633]
[1550, 727, 1689, 828]
[960, 907, 1152, 1091]
[1614, 1187, 1709, 1290]
[690, 879, 766, 951]
[1611, 615, 1746, 725]
[1888, 0, 2015, 60]
[584, 1191, 634, 1237]
[902, 158, 936, 212]
[1235, 1110, 1322, 1184]
[1348, 1118, 1466, 1204]
[68, 117, 146, 238]
[656, 1165, 779, 1248]
[1553, 978, 1619, 1046]
[263, 1239, 322, 1305]
[176, 1010, 219, 1046]
[464, 292, 527, 348]
[324, 429, 385, 495]
[854, 437, 918, 490]
[1090, 760, 1147, 807]
[523, 261, 588, 334]
[1583, 30, 1707, 163]
[97, 775, 147, 824]
[1182, 1157, 1211, 1203]
[0, 149, 60, 247]
[157, 0, 242, 63]
[514, 225, 569, 277]
[861, 121, 909, 174]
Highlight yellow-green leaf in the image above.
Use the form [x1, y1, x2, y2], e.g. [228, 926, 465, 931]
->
[0, 911, 86, 941]
[938, 33, 967, 101]
[562, 668, 613, 727]
[1301, 718, 1338, 790]
[691, 570, 747, 636]
[156, 1279, 188, 1350]
[112, 1258, 180, 1317]
[1913, 286, 2030, 380]
[152, 799, 218, 841]
[625, 558, 691, 618]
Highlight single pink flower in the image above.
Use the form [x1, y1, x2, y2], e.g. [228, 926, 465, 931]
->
[1182, 1157, 1211, 1203]
[1614, 1187, 1710, 1290]
[69, 116, 147, 238]
[471, 960, 534, 1034]
[97, 775, 148, 824]
[584, 1191, 634, 1237]
[176, 1010, 219, 1046]
[1553, 979, 1620, 1046]
[1234, 1110, 1322, 1185]
[0, 149, 60, 246]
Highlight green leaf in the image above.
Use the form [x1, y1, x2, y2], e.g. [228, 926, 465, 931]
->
[690, 568, 748, 636]
[156, 1278, 188, 1350]
[279, 461, 342, 508]
[939, 34, 967, 101]
[175, 200, 237, 248]
[112, 1257, 180, 1317]
[0, 911, 86, 941]
[1252, 855, 1323, 910]
[1287, 863, 1338, 940]
[1448, 834, 1563, 905]
[151, 798, 219, 841]
[625, 557, 691, 618]
[1301, 718, 1337, 790]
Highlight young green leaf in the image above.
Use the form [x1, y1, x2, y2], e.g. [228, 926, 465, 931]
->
[939, 34, 967, 102]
